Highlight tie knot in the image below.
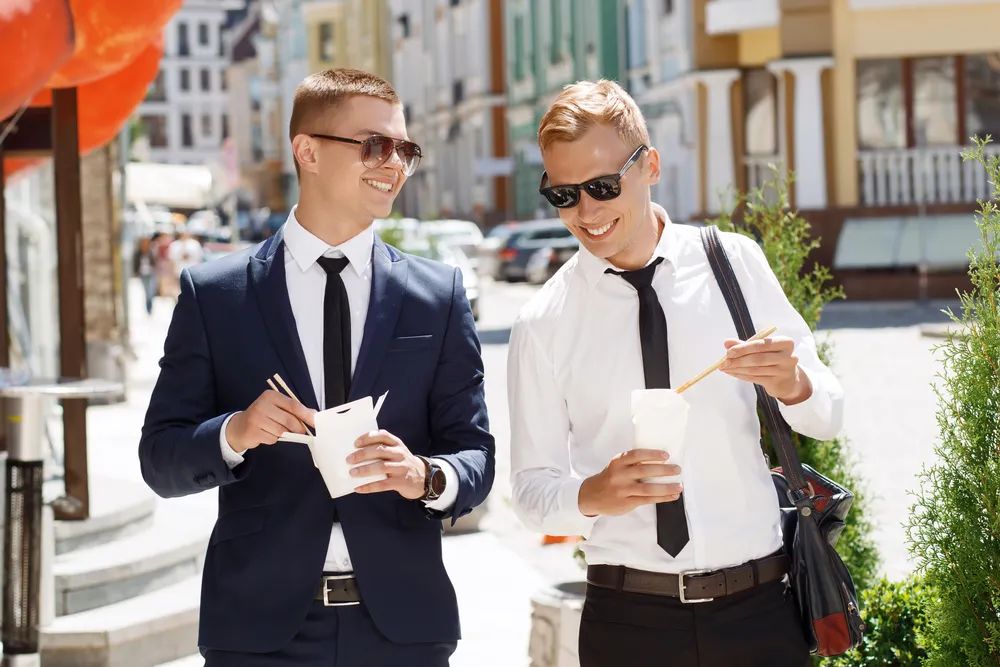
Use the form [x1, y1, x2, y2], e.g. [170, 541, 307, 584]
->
[606, 256, 663, 290]
[317, 255, 351, 276]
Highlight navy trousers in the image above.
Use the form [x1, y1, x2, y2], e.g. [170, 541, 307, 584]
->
[203, 600, 457, 667]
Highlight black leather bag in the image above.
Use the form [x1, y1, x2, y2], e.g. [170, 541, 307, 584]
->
[700, 225, 865, 657]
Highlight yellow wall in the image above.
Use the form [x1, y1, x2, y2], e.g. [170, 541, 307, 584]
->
[304, 3, 344, 75]
[831, 0, 1000, 206]
[738, 28, 781, 67]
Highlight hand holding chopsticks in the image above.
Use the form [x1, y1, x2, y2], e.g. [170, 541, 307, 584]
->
[222, 374, 317, 454]
[675, 326, 778, 394]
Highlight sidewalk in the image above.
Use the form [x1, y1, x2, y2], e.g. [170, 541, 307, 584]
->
[79, 280, 558, 667]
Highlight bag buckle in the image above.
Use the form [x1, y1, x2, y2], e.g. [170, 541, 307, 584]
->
[678, 569, 714, 604]
[322, 574, 360, 607]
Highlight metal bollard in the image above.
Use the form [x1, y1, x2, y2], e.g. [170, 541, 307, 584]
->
[0, 380, 122, 666]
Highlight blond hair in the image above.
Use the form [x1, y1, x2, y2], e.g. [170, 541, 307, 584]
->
[289, 68, 400, 176]
[537, 79, 649, 153]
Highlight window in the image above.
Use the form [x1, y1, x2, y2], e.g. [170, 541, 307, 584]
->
[319, 22, 335, 62]
[513, 16, 525, 80]
[220, 68, 227, 91]
[403, 104, 411, 123]
[550, 0, 562, 63]
[743, 69, 778, 156]
[219, 25, 225, 57]
[202, 114, 212, 137]
[180, 68, 190, 92]
[145, 70, 167, 102]
[222, 115, 229, 140]
[399, 14, 410, 38]
[450, 0, 460, 5]
[140, 115, 168, 147]
[966, 53, 1000, 143]
[856, 59, 905, 149]
[178, 23, 190, 56]
[664, 0, 674, 13]
[912, 57, 957, 147]
[200, 68, 211, 92]
[199, 22, 209, 46]
[453, 79, 464, 105]
[181, 114, 193, 147]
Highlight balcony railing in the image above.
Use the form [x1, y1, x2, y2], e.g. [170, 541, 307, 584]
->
[858, 146, 1000, 207]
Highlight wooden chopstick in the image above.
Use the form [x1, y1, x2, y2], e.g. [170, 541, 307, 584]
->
[269, 374, 315, 436]
[674, 325, 778, 395]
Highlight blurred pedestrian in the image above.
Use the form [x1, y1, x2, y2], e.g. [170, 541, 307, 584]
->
[134, 234, 159, 314]
[167, 227, 204, 300]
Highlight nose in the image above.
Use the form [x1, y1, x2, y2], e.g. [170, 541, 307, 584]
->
[575, 189, 601, 222]
[382, 144, 406, 173]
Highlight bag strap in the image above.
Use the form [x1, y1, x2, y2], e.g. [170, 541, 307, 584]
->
[698, 225, 812, 504]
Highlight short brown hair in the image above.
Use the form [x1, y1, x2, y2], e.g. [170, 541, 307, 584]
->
[288, 68, 400, 176]
[537, 79, 649, 153]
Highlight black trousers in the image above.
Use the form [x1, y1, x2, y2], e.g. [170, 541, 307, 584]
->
[204, 600, 457, 667]
[579, 580, 809, 667]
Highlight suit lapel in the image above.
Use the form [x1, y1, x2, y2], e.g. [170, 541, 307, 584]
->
[248, 226, 320, 410]
[350, 237, 407, 401]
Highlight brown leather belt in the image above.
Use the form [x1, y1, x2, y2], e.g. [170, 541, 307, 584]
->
[587, 552, 790, 604]
[315, 574, 362, 607]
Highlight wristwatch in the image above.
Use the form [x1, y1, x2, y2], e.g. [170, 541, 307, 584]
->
[418, 455, 447, 502]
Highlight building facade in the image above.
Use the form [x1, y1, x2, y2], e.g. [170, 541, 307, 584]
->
[693, 0, 1000, 298]
[139, 0, 246, 166]
[505, 0, 626, 219]
[390, 0, 510, 223]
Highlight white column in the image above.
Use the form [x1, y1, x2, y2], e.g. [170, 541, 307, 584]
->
[700, 69, 739, 214]
[769, 57, 833, 209]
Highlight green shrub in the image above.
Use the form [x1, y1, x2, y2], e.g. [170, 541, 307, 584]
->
[827, 576, 933, 667]
[709, 168, 880, 592]
[906, 138, 1000, 667]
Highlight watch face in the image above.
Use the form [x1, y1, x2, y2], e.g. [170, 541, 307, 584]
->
[430, 467, 447, 496]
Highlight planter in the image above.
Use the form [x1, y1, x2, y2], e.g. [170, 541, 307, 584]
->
[528, 581, 586, 667]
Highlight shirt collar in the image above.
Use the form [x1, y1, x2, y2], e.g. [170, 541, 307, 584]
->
[577, 206, 680, 290]
[283, 206, 374, 277]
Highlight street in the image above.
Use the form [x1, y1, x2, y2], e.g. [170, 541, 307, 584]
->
[80, 274, 951, 665]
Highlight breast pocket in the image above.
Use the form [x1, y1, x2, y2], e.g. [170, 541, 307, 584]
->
[386, 335, 435, 352]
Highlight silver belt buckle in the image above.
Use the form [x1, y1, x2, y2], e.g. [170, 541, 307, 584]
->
[322, 574, 360, 607]
[678, 569, 714, 604]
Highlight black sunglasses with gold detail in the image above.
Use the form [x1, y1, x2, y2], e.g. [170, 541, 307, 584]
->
[308, 133, 423, 176]
[539, 145, 648, 209]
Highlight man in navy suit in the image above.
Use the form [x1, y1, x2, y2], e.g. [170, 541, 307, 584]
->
[139, 68, 495, 666]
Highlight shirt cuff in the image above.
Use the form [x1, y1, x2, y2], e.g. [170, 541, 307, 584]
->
[775, 364, 840, 440]
[422, 457, 459, 512]
[219, 413, 245, 470]
[555, 477, 600, 538]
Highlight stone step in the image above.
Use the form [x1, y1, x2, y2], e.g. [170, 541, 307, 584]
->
[55, 504, 214, 616]
[53, 476, 157, 555]
[41, 575, 201, 667]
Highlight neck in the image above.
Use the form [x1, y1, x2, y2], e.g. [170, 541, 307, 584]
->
[295, 187, 370, 248]
[607, 203, 664, 271]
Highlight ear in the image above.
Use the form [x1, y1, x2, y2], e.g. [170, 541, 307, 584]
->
[291, 135, 319, 174]
[645, 146, 662, 186]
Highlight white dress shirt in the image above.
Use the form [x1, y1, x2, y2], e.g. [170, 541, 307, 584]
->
[507, 214, 844, 575]
[221, 208, 458, 572]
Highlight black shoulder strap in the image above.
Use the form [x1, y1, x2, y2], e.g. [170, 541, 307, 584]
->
[699, 225, 811, 501]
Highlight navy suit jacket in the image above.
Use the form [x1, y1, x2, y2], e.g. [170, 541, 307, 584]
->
[138, 227, 496, 653]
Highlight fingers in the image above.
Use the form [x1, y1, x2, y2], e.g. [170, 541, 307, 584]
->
[619, 449, 670, 465]
[725, 337, 794, 359]
[632, 464, 682, 479]
[632, 482, 683, 497]
[723, 351, 798, 370]
[354, 429, 404, 450]
[348, 443, 405, 465]
[349, 461, 407, 478]
[262, 403, 306, 434]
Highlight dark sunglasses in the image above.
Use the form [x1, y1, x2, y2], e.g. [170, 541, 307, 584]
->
[308, 133, 423, 176]
[539, 145, 648, 209]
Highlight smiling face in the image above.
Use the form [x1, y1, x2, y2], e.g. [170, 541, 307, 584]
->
[292, 95, 410, 234]
[541, 123, 661, 270]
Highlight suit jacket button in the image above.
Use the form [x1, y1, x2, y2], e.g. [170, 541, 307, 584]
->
[203, 473, 215, 485]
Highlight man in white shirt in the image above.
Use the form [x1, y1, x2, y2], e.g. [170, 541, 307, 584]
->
[140, 68, 494, 666]
[508, 80, 843, 666]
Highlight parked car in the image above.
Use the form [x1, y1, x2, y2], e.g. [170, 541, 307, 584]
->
[526, 235, 580, 284]
[420, 219, 484, 270]
[493, 219, 573, 282]
[476, 222, 519, 279]
[395, 237, 481, 321]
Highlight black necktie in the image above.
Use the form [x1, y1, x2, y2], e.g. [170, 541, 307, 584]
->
[607, 257, 690, 558]
[317, 256, 352, 410]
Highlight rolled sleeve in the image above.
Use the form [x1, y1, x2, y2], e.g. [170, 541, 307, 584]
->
[508, 319, 599, 537]
[219, 413, 245, 470]
[734, 235, 845, 441]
